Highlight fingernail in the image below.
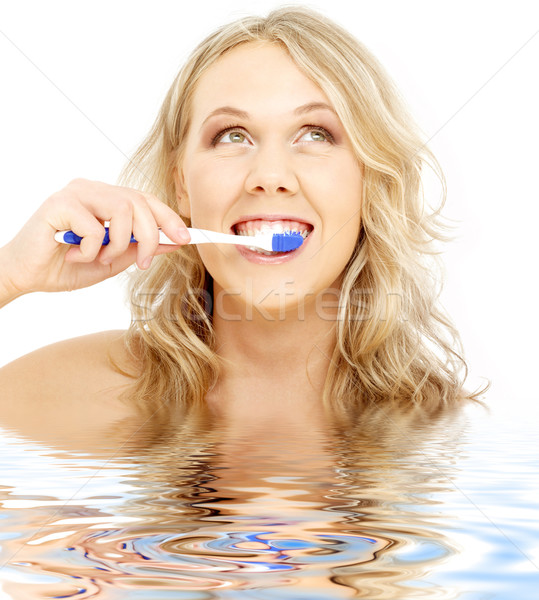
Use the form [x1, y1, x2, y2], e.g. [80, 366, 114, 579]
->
[178, 228, 191, 243]
[141, 256, 152, 269]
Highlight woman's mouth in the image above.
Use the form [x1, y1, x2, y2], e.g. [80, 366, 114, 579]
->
[232, 218, 314, 256]
[229, 217, 314, 264]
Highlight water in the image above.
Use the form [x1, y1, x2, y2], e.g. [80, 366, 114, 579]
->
[0, 400, 537, 599]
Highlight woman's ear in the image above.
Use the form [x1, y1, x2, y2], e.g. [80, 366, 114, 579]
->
[173, 166, 191, 219]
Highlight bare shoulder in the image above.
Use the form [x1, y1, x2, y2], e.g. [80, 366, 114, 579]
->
[0, 330, 141, 445]
[0, 329, 136, 397]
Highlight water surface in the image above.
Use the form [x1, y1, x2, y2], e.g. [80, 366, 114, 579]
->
[0, 401, 537, 599]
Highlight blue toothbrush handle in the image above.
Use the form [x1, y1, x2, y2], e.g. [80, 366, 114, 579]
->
[60, 228, 136, 245]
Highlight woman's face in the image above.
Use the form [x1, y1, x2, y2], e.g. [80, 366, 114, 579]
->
[176, 42, 363, 318]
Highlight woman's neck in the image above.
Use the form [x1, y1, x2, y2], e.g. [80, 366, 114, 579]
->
[206, 286, 338, 422]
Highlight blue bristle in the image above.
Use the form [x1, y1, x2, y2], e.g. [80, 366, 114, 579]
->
[271, 231, 304, 252]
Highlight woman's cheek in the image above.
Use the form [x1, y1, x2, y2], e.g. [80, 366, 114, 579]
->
[187, 160, 245, 228]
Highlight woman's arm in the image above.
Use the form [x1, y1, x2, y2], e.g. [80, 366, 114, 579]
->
[0, 246, 24, 308]
[0, 179, 189, 441]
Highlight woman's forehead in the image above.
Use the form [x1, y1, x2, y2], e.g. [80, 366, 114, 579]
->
[189, 42, 333, 123]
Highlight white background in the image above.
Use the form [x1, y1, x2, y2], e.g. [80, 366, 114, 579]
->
[0, 0, 538, 413]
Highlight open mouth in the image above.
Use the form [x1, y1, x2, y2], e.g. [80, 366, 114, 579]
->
[231, 218, 314, 256]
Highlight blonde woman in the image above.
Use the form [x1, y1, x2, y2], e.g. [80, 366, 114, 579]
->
[0, 7, 477, 443]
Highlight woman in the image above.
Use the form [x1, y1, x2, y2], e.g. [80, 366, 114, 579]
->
[0, 7, 476, 442]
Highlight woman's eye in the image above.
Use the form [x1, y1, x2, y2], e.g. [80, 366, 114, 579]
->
[298, 127, 333, 143]
[214, 129, 248, 144]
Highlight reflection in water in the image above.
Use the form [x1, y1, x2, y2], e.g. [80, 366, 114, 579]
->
[0, 402, 528, 599]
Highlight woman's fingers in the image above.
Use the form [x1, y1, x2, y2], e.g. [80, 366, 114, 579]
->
[61, 181, 189, 270]
[3, 179, 190, 297]
[97, 200, 134, 266]
[108, 189, 190, 270]
[130, 193, 161, 270]
[142, 192, 191, 245]
[60, 211, 107, 264]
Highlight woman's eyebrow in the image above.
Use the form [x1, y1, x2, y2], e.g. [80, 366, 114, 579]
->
[202, 106, 249, 126]
[200, 102, 337, 128]
[294, 102, 337, 116]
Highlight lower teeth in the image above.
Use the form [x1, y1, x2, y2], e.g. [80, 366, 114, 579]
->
[248, 247, 278, 255]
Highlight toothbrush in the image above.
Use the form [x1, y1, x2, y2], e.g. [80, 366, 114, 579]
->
[54, 227, 304, 253]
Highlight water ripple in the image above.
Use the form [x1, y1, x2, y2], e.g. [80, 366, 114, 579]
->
[0, 404, 538, 599]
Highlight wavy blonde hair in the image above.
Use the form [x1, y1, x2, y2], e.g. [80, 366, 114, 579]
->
[118, 5, 479, 414]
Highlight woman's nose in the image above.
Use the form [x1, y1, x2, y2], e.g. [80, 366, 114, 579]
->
[244, 144, 299, 198]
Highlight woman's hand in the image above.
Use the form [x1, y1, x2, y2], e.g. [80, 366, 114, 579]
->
[0, 179, 189, 303]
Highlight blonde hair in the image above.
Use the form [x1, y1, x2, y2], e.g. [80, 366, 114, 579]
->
[119, 5, 480, 414]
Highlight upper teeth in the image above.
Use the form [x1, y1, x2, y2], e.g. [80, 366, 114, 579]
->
[234, 220, 312, 236]
[237, 228, 311, 239]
